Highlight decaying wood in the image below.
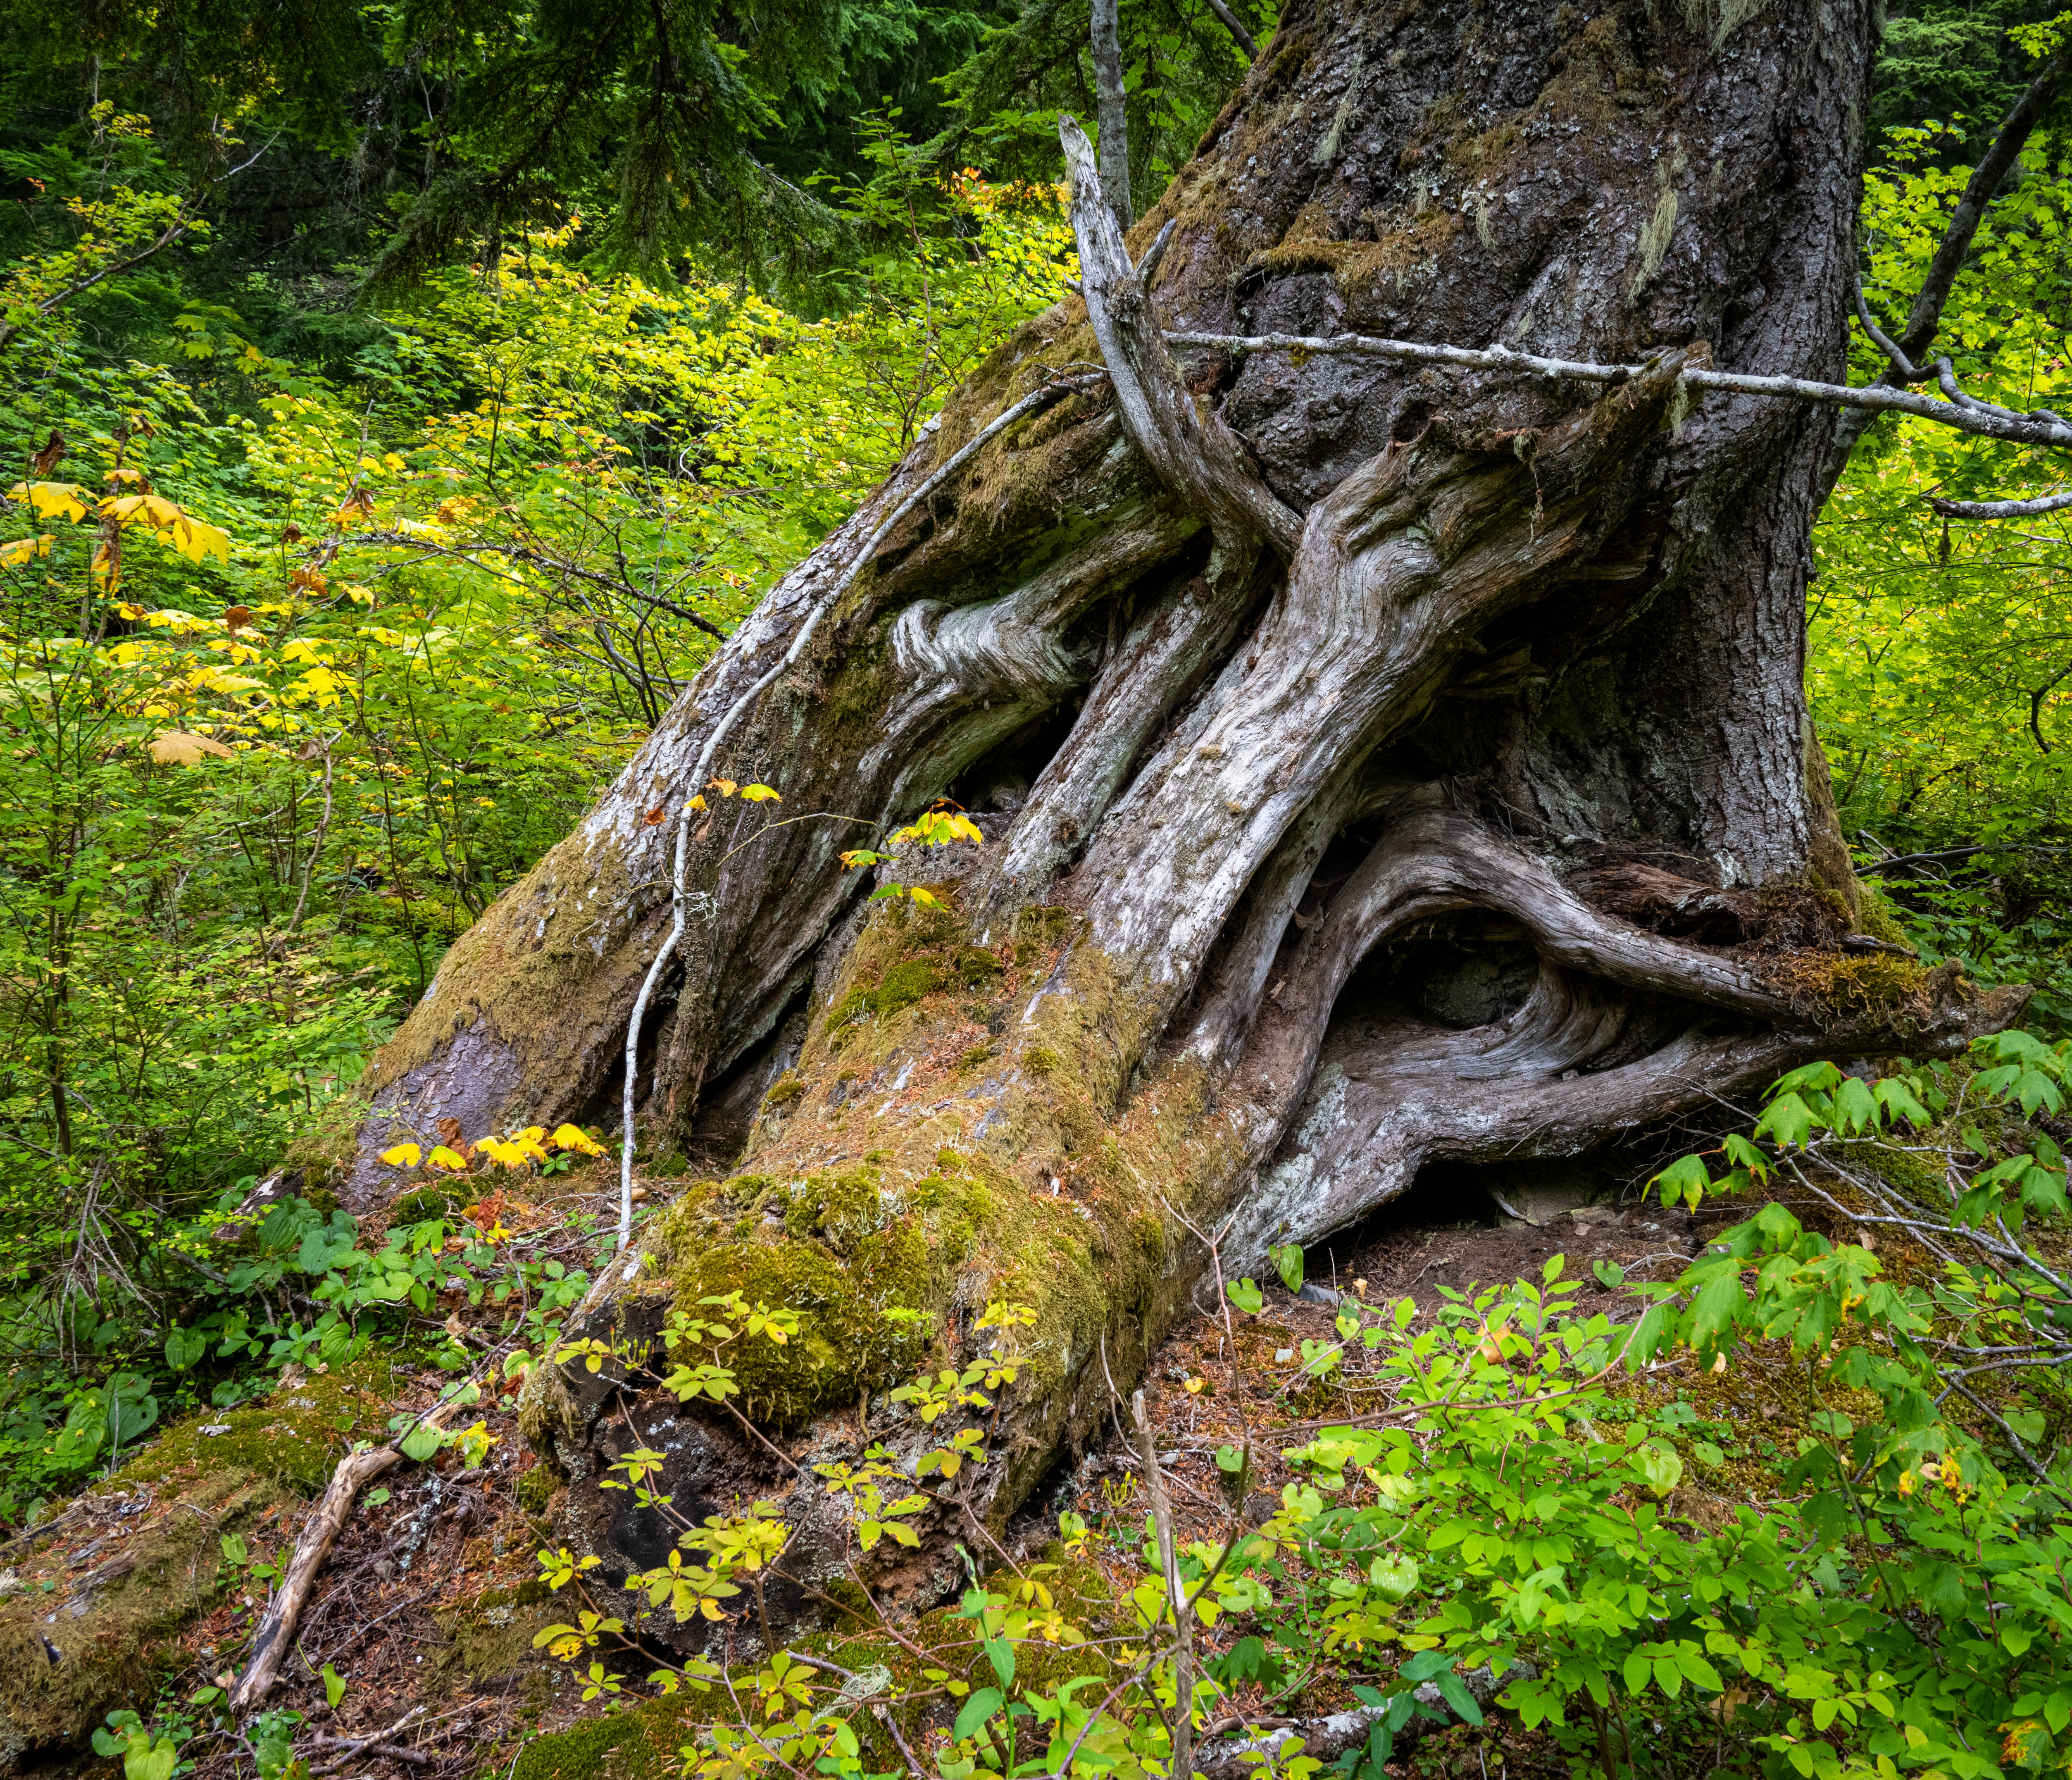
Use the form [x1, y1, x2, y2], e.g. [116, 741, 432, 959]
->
[227, 1401, 458, 1716]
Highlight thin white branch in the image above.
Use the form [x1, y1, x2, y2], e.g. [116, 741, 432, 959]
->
[1163, 330, 2072, 450]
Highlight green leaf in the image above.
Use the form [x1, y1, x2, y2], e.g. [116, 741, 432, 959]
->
[164, 1326, 207, 1371]
[1269, 1243, 1304, 1293]
[1592, 1258, 1625, 1290]
[1435, 1672, 1484, 1725]
[954, 1686, 1005, 1740]
[322, 1662, 347, 1708]
[1833, 1076, 1879, 1134]
[983, 1637, 1015, 1688]
[399, 1424, 445, 1462]
[1754, 1093, 1816, 1151]
[1633, 1444, 1682, 1496]
[1226, 1278, 1264, 1315]
[1653, 1154, 1712, 1208]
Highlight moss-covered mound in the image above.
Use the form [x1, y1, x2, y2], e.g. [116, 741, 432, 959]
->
[643, 1166, 955, 1427]
[512, 1696, 701, 1780]
[112, 1356, 405, 1494]
[0, 1468, 285, 1767]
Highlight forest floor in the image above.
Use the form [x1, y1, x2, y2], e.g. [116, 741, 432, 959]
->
[10, 1175, 1798, 1780]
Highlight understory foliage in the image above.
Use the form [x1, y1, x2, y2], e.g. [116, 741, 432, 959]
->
[1813, 106, 2072, 1023]
[505, 1033, 2072, 1780]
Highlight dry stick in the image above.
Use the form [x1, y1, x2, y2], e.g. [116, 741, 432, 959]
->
[1200, 0, 1257, 56]
[1161, 329, 2072, 450]
[284, 735, 336, 941]
[614, 374, 1089, 1250]
[227, 1396, 464, 1716]
[1931, 488, 2072, 520]
[1828, 37, 2072, 480]
[1132, 1389, 1194, 1780]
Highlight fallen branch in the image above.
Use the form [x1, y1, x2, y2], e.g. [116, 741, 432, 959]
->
[1162, 330, 2072, 450]
[309, 1735, 431, 1775]
[227, 1401, 461, 1716]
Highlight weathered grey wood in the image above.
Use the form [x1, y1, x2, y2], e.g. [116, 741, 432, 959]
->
[1088, 0, 1134, 229]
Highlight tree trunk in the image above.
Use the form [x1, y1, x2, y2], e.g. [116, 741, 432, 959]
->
[345, 0, 2021, 1648]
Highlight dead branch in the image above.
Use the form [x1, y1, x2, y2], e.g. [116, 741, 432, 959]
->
[227, 1401, 460, 1716]
[1162, 329, 2072, 451]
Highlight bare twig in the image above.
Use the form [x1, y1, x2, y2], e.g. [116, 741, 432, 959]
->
[1133, 1389, 1194, 1780]
[1929, 488, 2072, 520]
[0, 214, 191, 355]
[284, 736, 337, 941]
[1162, 329, 2072, 451]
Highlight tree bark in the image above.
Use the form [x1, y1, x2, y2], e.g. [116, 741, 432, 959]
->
[345, 0, 2022, 1649]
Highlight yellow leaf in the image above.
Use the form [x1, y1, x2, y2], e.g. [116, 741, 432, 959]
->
[426, 1145, 470, 1173]
[686, 795, 706, 812]
[908, 886, 939, 907]
[551, 1123, 605, 1156]
[187, 665, 265, 695]
[170, 516, 232, 563]
[148, 730, 235, 764]
[739, 783, 781, 803]
[7, 481, 88, 523]
[381, 1142, 424, 1168]
[707, 777, 737, 797]
[0, 534, 52, 567]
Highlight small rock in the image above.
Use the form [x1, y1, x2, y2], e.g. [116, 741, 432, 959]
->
[199, 1424, 233, 1437]
[1274, 1349, 1295, 1363]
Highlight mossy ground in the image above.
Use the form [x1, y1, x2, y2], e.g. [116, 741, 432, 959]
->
[112, 1354, 408, 1494]
[0, 1467, 289, 1760]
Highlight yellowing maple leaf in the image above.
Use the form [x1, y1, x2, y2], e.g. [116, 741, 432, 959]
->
[0, 534, 52, 567]
[7, 481, 88, 523]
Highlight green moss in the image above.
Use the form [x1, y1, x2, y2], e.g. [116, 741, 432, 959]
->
[762, 1073, 805, 1110]
[955, 946, 1003, 987]
[516, 1464, 557, 1515]
[392, 1183, 460, 1223]
[433, 1584, 557, 1682]
[783, 1168, 886, 1252]
[874, 960, 942, 1017]
[1857, 888, 1912, 950]
[283, 1094, 364, 1196]
[512, 1697, 699, 1780]
[826, 959, 945, 1034]
[651, 1210, 933, 1427]
[113, 1357, 402, 1493]
[0, 1468, 284, 1756]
